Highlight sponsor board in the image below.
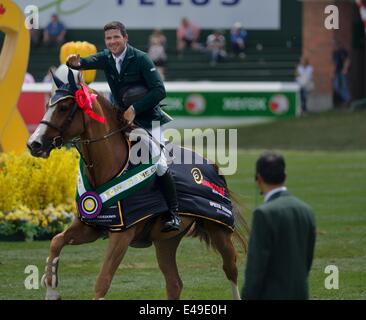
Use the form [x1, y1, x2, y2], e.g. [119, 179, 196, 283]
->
[163, 92, 296, 117]
[14, 0, 280, 29]
[19, 82, 299, 133]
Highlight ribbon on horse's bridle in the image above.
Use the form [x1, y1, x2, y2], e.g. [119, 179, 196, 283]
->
[40, 100, 130, 186]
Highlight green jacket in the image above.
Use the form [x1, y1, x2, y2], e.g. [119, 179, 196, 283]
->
[76, 45, 171, 129]
[242, 190, 316, 300]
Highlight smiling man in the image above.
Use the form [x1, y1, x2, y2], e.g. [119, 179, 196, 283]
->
[66, 21, 170, 129]
[66, 21, 181, 233]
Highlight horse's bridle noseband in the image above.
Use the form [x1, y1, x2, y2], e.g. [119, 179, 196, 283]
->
[40, 101, 79, 149]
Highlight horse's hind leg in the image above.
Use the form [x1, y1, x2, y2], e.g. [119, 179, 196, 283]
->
[154, 233, 185, 300]
[42, 218, 101, 300]
[204, 221, 241, 300]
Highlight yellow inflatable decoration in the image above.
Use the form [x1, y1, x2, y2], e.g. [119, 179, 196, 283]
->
[60, 41, 97, 84]
[0, 0, 30, 154]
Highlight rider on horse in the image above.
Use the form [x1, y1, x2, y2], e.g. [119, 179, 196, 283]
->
[66, 21, 181, 233]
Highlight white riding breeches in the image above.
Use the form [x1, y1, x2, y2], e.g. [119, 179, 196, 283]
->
[127, 125, 168, 177]
[150, 124, 168, 176]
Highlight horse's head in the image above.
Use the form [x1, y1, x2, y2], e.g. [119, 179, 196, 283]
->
[27, 68, 86, 158]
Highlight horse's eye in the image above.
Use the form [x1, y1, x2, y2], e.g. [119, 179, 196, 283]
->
[59, 105, 69, 113]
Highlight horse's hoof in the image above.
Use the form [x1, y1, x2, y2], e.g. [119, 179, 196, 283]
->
[45, 295, 62, 300]
[45, 288, 61, 300]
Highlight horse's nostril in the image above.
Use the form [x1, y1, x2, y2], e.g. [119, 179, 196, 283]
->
[30, 141, 42, 151]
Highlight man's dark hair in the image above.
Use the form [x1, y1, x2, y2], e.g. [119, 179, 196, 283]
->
[256, 151, 286, 185]
[104, 21, 127, 37]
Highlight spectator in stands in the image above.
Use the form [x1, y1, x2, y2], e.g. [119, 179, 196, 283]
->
[295, 57, 314, 114]
[149, 29, 167, 48]
[332, 40, 351, 108]
[176, 17, 200, 56]
[24, 71, 35, 84]
[206, 30, 227, 66]
[148, 29, 168, 80]
[43, 14, 67, 47]
[230, 22, 247, 59]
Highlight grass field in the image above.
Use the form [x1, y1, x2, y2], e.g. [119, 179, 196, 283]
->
[0, 111, 365, 300]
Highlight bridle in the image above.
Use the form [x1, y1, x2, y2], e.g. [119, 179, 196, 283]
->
[40, 101, 79, 149]
[40, 98, 131, 186]
[41, 100, 130, 149]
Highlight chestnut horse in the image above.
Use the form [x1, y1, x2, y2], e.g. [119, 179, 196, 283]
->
[27, 71, 248, 300]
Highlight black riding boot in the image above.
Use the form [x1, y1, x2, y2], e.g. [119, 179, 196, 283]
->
[157, 169, 181, 232]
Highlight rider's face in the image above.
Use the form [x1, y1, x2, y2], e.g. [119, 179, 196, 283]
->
[104, 29, 128, 56]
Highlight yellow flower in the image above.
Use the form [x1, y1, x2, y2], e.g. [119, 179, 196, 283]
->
[0, 150, 78, 237]
[0, 149, 78, 212]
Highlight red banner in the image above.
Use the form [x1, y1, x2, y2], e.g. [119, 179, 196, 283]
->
[17, 92, 49, 133]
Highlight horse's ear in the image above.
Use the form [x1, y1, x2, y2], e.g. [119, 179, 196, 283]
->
[67, 68, 78, 91]
[50, 69, 64, 88]
[77, 71, 83, 84]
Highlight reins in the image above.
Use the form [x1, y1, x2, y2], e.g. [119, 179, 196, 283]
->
[70, 123, 130, 146]
[70, 122, 130, 187]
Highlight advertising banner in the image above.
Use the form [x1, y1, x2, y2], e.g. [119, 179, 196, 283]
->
[15, 0, 280, 29]
[163, 91, 297, 117]
[19, 82, 299, 133]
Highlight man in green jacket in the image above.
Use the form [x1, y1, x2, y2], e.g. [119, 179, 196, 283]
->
[66, 21, 181, 232]
[242, 151, 316, 300]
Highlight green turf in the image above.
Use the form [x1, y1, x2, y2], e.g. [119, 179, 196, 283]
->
[1, 111, 365, 299]
[236, 111, 366, 150]
[0, 149, 365, 300]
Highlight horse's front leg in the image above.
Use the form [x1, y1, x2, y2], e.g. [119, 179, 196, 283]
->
[94, 227, 136, 300]
[41, 218, 101, 300]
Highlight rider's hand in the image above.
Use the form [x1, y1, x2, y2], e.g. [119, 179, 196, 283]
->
[124, 105, 136, 124]
[66, 54, 81, 68]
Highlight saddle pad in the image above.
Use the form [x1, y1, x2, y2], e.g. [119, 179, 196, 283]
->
[80, 146, 234, 231]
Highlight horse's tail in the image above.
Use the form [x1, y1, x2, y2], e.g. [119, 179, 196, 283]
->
[229, 193, 250, 254]
[186, 220, 213, 249]
[187, 164, 249, 253]
[186, 200, 249, 253]
[219, 167, 250, 254]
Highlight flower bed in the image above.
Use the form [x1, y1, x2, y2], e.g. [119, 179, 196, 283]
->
[0, 204, 75, 241]
[0, 149, 78, 241]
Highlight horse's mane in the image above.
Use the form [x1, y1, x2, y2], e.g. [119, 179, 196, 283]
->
[90, 88, 134, 132]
